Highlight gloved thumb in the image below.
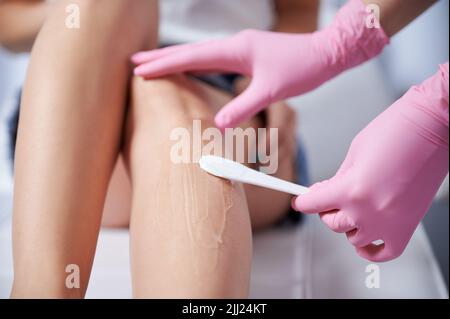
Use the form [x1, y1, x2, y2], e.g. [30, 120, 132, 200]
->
[293, 176, 346, 214]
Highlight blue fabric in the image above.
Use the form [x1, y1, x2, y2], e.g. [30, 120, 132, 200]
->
[6, 89, 20, 171]
[296, 139, 310, 187]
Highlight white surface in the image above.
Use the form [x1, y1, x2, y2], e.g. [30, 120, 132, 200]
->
[308, 216, 448, 299]
[0, 213, 447, 299]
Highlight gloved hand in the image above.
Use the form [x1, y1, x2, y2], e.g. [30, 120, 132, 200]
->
[132, 0, 388, 129]
[293, 63, 449, 262]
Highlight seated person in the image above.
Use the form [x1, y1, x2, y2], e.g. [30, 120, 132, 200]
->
[0, 0, 317, 298]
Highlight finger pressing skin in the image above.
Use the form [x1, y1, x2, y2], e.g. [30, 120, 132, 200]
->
[134, 41, 242, 78]
[131, 44, 196, 64]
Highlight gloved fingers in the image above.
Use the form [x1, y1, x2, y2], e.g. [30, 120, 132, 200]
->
[214, 80, 270, 129]
[292, 176, 347, 214]
[131, 43, 201, 64]
[356, 242, 399, 262]
[319, 210, 356, 233]
[346, 228, 375, 248]
[134, 41, 242, 78]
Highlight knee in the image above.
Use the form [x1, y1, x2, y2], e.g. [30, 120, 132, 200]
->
[125, 76, 225, 168]
[130, 75, 216, 130]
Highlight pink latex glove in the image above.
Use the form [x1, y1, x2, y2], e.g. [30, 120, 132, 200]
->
[293, 63, 449, 262]
[132, 0, 388, 129]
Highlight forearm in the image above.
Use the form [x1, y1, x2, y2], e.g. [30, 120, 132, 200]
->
[361, 0, 437, 37]
[273, 0, 319, 33]
[0, 0, 50, 52]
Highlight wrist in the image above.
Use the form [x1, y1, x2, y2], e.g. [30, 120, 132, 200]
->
[316, 0, 389, 75]
[395, 63, 449, 149]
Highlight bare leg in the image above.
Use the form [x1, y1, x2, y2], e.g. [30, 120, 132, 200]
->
[102, 94, 299, 232]
[244, 102, 299, 230]
[11, 0, 157, 298]
[101, 156, 131, 228]
[123, 76, 252, 298]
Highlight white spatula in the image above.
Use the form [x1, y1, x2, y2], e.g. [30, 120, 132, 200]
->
[199, 155, 309, 195]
